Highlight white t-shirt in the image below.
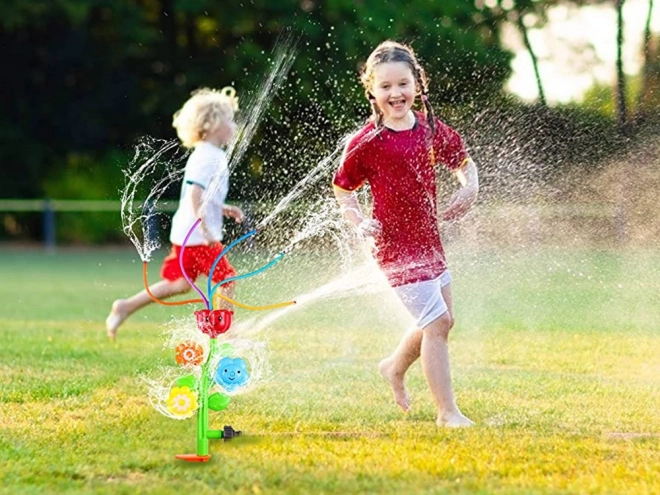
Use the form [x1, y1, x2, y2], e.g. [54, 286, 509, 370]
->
[169, 141, 229, 245]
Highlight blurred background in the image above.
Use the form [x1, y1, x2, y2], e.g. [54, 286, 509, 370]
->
[1, 0, 658, 248]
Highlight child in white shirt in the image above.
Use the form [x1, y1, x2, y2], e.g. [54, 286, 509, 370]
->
[106, 87, 244, 339]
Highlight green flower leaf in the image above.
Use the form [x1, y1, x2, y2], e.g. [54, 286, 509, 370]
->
[176, 374, 197, 389]
[208, 392, 231, 411]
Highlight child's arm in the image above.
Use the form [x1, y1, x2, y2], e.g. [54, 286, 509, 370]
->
[333, 185, 381, 236]
[223, 204, 244, 224]
[190, 184, 213, 244]
[443, 158, 479, 222]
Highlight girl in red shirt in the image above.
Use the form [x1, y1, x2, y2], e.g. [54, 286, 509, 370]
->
[333, 40, 479, 427]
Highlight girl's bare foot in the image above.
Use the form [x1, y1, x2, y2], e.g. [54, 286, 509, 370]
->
[105, 299, 128, 340]
[378, 357, 411, 412]
[437, 411, 474, 428]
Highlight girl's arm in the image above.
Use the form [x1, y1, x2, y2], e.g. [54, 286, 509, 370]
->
[333, 186, 381, 236]
[443, 158, 479, 222]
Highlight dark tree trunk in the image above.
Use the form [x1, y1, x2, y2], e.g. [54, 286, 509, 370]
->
[615, 0, 628, 135]
[517, 13, 546, 106]
[635, 0, 654, 121]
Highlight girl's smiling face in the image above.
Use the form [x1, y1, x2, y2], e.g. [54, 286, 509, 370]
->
[371, 61, 416, 127]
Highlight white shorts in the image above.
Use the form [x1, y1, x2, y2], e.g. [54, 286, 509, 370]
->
[393, 271, 452, 329]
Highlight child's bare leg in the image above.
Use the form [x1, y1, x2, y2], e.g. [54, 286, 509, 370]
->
[420, 313, 473, 428]
[379, 282, 455, 412]
[378, 329, 421, 412]
[106, 278, 192, 338]
[214, 282, 235, 311]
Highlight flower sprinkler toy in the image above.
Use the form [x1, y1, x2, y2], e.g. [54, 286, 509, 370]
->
[143, 218, 295, 463]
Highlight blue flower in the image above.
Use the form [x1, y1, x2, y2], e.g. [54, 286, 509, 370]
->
[214, 357, 250, 392]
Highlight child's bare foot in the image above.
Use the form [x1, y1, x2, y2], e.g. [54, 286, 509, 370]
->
[437, 411, 474, 428]
[378, 357, 411, 412]
[105, 299, 128, 340]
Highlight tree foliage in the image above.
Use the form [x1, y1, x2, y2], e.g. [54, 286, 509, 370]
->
[1, 0, 512, 199]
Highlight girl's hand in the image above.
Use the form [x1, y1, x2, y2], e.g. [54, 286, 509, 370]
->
[224, 205, 244, 223]
[357, 219, 381, 258]
[443, 187, 478, 222]
[357, 218, 382, 237]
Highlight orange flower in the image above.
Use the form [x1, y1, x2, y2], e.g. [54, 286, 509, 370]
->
[175, 341, 204, 367]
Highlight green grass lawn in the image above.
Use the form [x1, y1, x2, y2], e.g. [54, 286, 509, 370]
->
[0, 244, 658, 494]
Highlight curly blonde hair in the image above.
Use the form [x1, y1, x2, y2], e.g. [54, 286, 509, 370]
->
[172, 87, 239, 148]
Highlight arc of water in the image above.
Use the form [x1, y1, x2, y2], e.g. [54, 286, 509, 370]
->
[255, 126, 382, 234]
[232, 260, 387, 337]
[202, 34, 298, 219]
[121, 139, 185, 262]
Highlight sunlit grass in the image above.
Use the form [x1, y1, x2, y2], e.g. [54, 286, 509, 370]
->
[1, 246, 659, 494]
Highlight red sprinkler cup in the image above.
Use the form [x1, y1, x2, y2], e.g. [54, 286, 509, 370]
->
[194, 309, 233, 337]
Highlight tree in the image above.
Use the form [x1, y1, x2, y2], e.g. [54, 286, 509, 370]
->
[516, 6, 547, 105]
[636, 0, 656, 121]
[486, 0, 550, 105]
[0, 0, 514, 201]
[615, 0, 628, 134]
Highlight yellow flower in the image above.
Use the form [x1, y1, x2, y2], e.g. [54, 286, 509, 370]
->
[166, 386, 198, 418]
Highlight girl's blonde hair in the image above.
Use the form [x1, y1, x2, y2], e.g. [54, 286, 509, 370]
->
[172, 86, 239, 148]
[360, 41, 435, 133]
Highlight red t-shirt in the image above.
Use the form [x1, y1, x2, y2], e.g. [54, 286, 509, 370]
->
[333, 111, 468, 286]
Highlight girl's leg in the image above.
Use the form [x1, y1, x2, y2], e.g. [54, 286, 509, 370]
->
[380, 282, 473, 426]
[106, 277, 192, 338]
[420, 312, 473, 427]
[421, 282, 472, 427]
[379, 281, 455, 412]
[378, 329, 422, 412]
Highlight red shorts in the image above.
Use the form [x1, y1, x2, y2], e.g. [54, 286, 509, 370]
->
[161, 243, 237, 284]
